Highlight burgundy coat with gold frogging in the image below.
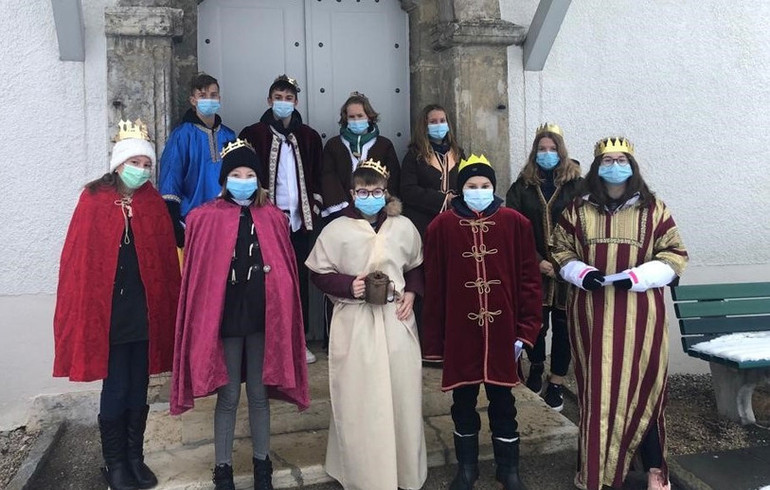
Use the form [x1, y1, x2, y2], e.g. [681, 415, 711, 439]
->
[422, 200, 542, 390]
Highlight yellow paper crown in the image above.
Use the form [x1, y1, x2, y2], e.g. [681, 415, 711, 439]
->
[114, 118, 151, 142]
[358, 158, 390, 179]
[535, 122, 563, 137]
[220, 138, 255, 159]
[274, 74, 301, 93]
[458, 154, 492, 172]
[594, 137, 634, 157]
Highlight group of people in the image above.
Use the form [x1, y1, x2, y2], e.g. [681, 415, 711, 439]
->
[52, 72, 688, 490]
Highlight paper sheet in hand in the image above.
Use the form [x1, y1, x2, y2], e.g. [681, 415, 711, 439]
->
[602, 272, 631, 285]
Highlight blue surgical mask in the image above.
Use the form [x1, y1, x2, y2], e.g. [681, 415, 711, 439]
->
[226, 176, 258, 200]
[119, 164, 151, 189]
[272, 100, 295, 119]
[354, 195, 386, 216]
[598, 163, 633, 184]
[196, 99, 220, 117]
[463, 188, 495, 213]
[347, 119, 369, 135]
[536, 151, 560, 170]
[427, 123, 449, 140]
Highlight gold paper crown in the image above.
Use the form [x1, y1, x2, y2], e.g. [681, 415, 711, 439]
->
[114, 119, 151, 142]
[274, 74, 301, 93]
[358, 159, 390, 179]
[535, 122, 563, 137]
[594, 137, 634, 157]
[220, 138, 255, 159]
[458, 154, 492, 172]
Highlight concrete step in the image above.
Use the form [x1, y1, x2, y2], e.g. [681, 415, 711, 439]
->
[144, 352, 578, 489]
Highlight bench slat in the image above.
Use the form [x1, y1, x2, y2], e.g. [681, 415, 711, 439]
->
[672, 282, 770, 301]
[674, 298, 770, 318]
[684, 348, 770, 369]
[679, 316, 770, 335]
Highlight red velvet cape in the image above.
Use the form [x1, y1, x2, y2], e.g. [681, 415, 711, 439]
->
[170, 199, 309, 414]
[53, 183, 180, 382]
[422, 207, 542, 390]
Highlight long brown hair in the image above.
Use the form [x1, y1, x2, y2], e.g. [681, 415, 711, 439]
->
[85, 172, 119, 193]
[337, 93, 380, 126]
[519, 131, 581, 186]
[581, 153, 654, 207]
[408, 104, 461, 162]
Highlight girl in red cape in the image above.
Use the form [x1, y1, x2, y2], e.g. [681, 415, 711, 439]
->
[170, 138, 309, 490]
[53, 118, 181, 490]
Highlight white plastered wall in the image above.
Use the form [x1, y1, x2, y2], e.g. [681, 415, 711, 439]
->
[0, 0, 115, 429]
[502, 0, 770, 375]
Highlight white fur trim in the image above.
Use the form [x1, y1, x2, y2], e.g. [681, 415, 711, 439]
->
[110, 139, 157, 171]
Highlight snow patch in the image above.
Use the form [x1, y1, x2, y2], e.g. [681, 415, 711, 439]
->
[690, 332, 770, 362]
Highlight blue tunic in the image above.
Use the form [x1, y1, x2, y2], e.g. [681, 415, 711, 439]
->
[159, 110, 236, 219]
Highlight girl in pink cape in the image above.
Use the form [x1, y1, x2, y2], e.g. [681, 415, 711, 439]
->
[171, 138, 309, 490]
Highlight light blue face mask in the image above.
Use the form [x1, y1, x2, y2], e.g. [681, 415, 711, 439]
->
[463, 188, 495, 213]
[427, 123, 449, 140]
[272, 100, 295, 119]
[598, 163, 633, 184]
[196, 99, 221, 117]
[226, 177, 258, 200]
[347, 119, 369, 135]
[536, 151, 560, 170]
[354, 195, 386, 216]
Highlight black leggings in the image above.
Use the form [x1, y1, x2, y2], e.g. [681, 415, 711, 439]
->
[639, 421, 663, 470]
[451, 383, 518, 439]
[100, 341, 149, 419]
[525, 307, 571, 376]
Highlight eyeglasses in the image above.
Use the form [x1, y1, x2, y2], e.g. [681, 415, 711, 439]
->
[354, 188, 385, 199]
[600, 157, 630, 167]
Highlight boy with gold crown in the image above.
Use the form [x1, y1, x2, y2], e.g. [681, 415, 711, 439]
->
[54, 119, 180, 490]
[305, 159, 427, 490]
[422, 154, 542, 490]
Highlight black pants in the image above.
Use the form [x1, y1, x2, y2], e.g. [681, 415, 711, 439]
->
[100, 341, 149, 419]
[290, 229, 310, 334]
[525, 307, 571, 376]
[639, 421, 663, 470]
[451, 383, 518, 439]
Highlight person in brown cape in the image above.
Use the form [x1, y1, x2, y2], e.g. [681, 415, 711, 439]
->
[54, 118, 180, 490]
[170, 138, 309, 490]
[422, 154, 542, 490]
[550, 137, 688, 490]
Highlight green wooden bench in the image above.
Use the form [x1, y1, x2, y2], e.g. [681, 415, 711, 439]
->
[671, 282, 770, 425]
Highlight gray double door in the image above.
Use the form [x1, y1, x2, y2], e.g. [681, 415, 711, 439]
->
[198, 0, 410, 158]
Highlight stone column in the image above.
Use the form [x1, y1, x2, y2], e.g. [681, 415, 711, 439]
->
[105, 6, 184, 174]
[403, 0, 525, 186]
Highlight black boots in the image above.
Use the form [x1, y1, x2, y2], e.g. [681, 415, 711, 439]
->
[99, 414, 139, 490]
[253, 455, 274, 490]
[126, 405, 158, 488]
[212, 464, 236, 490]
[492, 437, 527, 490]
[449, 433, 479, 490]
[525, 363, 544, 394]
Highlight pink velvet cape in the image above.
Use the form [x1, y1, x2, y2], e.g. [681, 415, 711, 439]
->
[170, 198, 309, 414]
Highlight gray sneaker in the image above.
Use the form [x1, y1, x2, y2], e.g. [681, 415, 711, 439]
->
[305, 346, 317, 364]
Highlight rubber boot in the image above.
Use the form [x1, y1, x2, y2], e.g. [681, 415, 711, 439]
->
[212, 464, 236, 490]
[99, 413, 139, 490]
[492, 437, 528, 490]
[126, 405, 158, 488]
[449, 433, 479, 490]
[253, 455, 274, 490]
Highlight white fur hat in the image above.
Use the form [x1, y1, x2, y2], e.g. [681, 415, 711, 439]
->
[110, 138, 157, 172]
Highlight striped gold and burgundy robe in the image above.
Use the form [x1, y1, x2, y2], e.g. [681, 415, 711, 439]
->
[551, 196, 688, 490]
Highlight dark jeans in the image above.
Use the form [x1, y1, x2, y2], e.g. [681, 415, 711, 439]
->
[451, 383, 518, 439]
[100, 341, 149, 419]
[290, 229, 310, 334]
[639, 421, 663, 470]
[525, 307, 571, 377]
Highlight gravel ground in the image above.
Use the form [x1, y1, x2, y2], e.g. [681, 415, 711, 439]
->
[2, 373, 768, 489]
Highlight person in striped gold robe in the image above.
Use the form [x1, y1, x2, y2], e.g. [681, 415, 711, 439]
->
[550, 137, 688, 490]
